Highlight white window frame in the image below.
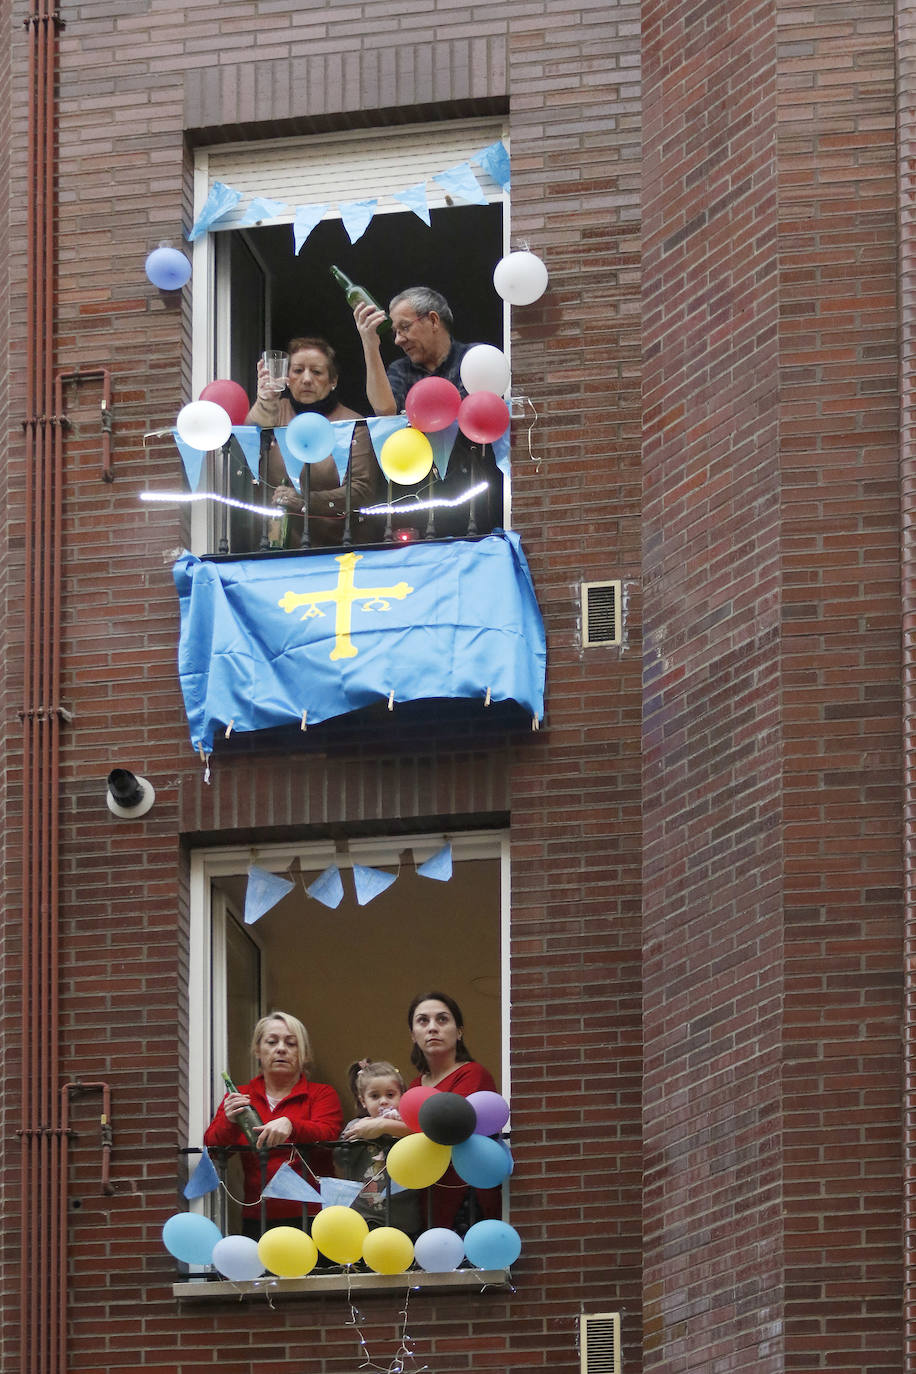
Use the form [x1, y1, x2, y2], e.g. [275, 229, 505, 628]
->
[186, 829, 511, 1150]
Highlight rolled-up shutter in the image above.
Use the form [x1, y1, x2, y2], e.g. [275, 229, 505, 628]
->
[195, 117, 508, 230]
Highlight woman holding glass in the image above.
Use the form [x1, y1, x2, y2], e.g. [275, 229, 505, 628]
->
[245, 337, 381, 546]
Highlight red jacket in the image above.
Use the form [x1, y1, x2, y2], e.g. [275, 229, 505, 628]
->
[410, 1061, 498, 1097]
[204, 1074, 343, 1218]
[409, 1061, 501, 1229]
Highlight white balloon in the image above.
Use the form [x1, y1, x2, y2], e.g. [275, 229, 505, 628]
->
[413, 1226, 465, 1273]
[176, 399, 232, 451]
[211, 1235, 265, 1281]
[460, 344, 511, 396]
[493, 251, 549, 306]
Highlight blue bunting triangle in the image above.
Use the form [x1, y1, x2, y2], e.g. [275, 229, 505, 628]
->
[238, 196, 288, 227]
[187, 181, 243, 241]
[183, 1148, 220, 1199]
[307, 865, 344, 909]
[417, 843, 452, 882]
[263, 1162, 323, 1204]
[352, 863, 397, 906]
[473, 140, 511, 189]
[492, 427, 510, 477]
[172, 429, 207, 491]
[340, 198, 377, 244]
[392, 182, 431, 225]
[273, 427, 304, 485]
[245, 864, 295, 925]
[330, 420, 356, 482]
[294, 203, 330, 254]
[433, 163, 487, 206]
[319, 1176, 364, 1208]
[428, 421, 459, 479]
[232, 425, 262, 481]
[366, 415, 408, 461]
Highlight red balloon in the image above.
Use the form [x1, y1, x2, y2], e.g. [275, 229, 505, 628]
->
[457, 391, 510, 444]
[405, 377, 462, 433]
[399, 1085, 438, 1133]
[200, 379, 250, 427]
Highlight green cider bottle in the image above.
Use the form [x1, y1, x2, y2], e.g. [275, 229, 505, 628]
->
[266, 481, 292, 549]
[221, 1071, 264, 1149]
[330, 265, 393, 335]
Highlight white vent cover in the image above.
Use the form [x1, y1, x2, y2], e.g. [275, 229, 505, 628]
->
[580, 1312, 621, 1374]
[581, 580, 622, 647]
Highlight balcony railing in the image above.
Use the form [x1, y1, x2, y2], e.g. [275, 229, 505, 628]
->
[179, 1132, 508, 1242]
[173, 1139, 512, 1298]
[212, 425, 503, 559]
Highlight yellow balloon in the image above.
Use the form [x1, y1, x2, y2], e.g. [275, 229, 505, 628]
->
[257, 1225, 318, 1278]
[385, 1133, 451, 1189]
[310, 1206, 369, 1264]
[379, 427, 434, 485]
[362, 1226, 415, 1275]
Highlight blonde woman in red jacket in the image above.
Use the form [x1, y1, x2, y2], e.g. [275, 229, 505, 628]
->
[205, 1011, 343, 1236]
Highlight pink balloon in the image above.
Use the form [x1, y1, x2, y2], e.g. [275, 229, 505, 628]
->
[405, 377, 462, 433]
[457, 391, 510, 444]
[200, 379, 250, 427]
[399, 1085, 438, 1133]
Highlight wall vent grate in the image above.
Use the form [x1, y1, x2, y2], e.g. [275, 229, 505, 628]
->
[581, 580, 622, 647]
[580, 1313, 621, 1374]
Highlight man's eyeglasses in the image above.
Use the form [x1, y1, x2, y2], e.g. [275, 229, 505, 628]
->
[392, 312, 430, 339]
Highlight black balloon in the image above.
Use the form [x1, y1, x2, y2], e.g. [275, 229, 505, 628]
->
[418, 1092, 477, 1146]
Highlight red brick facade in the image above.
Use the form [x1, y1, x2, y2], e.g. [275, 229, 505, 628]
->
[0, 0, 905, 1372]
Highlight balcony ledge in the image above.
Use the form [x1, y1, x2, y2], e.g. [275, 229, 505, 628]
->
[173, 1267, 511, 1300]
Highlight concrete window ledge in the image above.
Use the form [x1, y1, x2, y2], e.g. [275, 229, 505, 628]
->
[173, 1268, 511, 1300]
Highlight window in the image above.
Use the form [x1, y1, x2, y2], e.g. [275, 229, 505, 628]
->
[189, 119, 510, 554]
[187, 830, 510, 1154]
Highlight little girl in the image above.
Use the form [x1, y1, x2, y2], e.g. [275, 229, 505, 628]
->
[336, 1059, 419, 1233]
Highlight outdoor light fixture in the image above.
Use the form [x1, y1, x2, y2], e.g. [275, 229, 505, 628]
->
[106, 768, 155, 819]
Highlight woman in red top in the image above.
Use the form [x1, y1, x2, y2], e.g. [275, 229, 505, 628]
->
[204, 1011, 343, 1236]
[406, 991, 500, 1230]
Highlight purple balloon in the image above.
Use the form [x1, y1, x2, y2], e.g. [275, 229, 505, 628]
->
[468, 1090, 510, 1136]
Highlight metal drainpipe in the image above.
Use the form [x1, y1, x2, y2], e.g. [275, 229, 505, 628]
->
[21, 0, 64, 1370]
[899, 2, 916, 1367]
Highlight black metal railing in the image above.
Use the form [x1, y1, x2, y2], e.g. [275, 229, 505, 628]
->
[213, 426, 503, 558]
[180, 1136, 505, 1247]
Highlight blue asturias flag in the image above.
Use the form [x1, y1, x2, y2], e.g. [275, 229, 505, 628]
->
[172, 532, 546, 752]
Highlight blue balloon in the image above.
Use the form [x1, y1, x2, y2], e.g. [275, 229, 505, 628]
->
[286, 412, 334, 464]
[162, 1211, 222, 1265]
[463, 1219, 521, 1270]
[145, 246, 191, 290]
[451, 1133, 512, 1188]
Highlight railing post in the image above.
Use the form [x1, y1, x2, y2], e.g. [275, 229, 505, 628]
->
[259, 429, 273, 551]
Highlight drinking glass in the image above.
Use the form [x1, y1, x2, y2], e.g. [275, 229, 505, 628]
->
[262, 350, 288, 394]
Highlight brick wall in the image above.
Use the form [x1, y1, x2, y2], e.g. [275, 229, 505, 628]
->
[641, 0, 785, 1367]
[6, 0, 902, 1365]
[642, 0, 902, 1371]
[776, 3, 902, 1369]
[0, 2, 644, 1373]
[0, 0, 14, 1352]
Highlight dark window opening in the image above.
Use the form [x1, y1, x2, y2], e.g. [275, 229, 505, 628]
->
[214, 203, 506, 553]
